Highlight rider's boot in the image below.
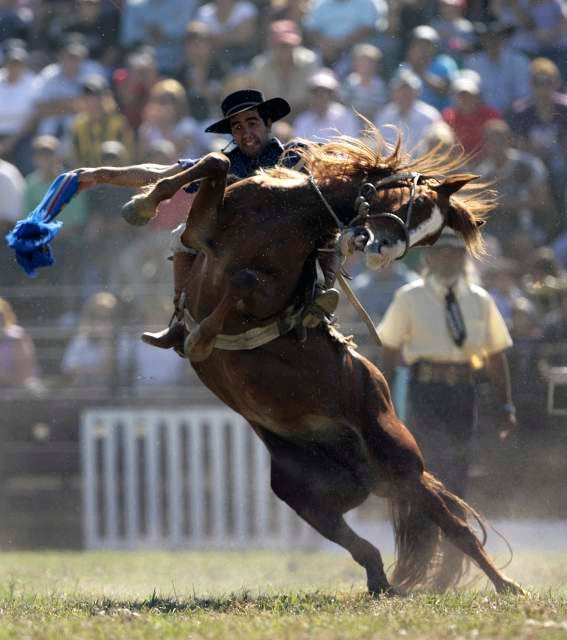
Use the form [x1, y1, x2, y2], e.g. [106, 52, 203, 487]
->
[141, 251, 195, 352]
[302, 248, 342, 329]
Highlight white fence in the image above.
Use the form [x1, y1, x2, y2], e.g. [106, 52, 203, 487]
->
[80, 408, 314, 549]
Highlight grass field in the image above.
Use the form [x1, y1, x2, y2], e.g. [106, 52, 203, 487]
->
[0, 550, 565, 639]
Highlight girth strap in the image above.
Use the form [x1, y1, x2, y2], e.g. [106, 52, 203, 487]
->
[183, 305, 304, 351]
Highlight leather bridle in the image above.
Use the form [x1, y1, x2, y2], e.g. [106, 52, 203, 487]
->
[308, 171, 443, 260]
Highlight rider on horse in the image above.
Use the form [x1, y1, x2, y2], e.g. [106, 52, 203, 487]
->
[79, 89, 342, 355]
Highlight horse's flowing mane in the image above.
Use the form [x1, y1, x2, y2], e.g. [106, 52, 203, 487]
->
[268, 121, 495, 256]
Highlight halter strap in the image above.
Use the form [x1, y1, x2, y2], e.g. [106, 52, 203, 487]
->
[403, 173, 421, 239]
[373, 172, 443, 190]
[373, 172, 422, 190]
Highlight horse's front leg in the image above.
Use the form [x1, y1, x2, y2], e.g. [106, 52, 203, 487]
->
[185, 268, 259, 362]
[122, 153, 230, 231]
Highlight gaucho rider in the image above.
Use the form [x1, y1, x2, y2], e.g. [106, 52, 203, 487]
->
[78, 90, 342, 354]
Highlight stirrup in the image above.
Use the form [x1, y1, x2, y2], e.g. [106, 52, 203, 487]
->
[315, 288, 340, 313]
[302, 288, 340, 328]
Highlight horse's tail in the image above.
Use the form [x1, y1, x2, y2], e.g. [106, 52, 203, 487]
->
[388, 471, 486, 592]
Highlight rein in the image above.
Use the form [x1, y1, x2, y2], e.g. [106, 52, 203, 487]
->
[307, 176, 345, 230]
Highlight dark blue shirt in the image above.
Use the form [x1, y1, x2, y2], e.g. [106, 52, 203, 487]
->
[180, 137, 288, 192]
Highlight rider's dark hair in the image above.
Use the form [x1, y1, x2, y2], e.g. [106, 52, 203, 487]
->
[259, 112, 272, 128]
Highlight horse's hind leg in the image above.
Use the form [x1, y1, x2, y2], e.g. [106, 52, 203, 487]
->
[298, 508, 393, 596]
[270, 460, 393, 596]
[413, 473, 523, 594]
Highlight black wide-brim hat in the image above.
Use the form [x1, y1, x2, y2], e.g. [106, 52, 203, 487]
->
[205, 89, 291, 134]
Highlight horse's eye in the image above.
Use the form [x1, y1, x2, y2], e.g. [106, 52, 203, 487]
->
[414, 196, 427, 207]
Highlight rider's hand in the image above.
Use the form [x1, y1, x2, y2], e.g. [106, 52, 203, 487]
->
[75, 168, 100, 192]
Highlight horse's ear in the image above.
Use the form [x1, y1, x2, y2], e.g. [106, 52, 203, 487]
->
[433, 174, 480, 197]
[447, 203, 485, 232]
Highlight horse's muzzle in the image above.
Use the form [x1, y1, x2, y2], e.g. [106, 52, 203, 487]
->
[364, 238, 406, 270]
[339, 226, 373, 256]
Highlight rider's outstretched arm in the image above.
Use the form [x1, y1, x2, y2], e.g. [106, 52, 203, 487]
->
[76, 162, 186, 191]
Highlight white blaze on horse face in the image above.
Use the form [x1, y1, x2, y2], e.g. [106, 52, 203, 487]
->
[363, 204, 445, 270]
[408, 204, 444, 248]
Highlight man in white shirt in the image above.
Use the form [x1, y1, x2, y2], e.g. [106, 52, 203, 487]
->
[303, 0, 387, 68]
[0, 156, 25, 286]
[293, 69, 360, 141]
[0, 158, 24, 228]
[121, 0, 199, 75]
[463, 19, 530, 113]
[473, 118, 556, 249]
[251, 20, 320, 116]
[378, 228, 516, 498]
[374, 68, 441, 153]
[0, 42, 38, 172]
[34, 38, 104, 138]
[0, 44, 37, 139]
[194, 0, 258, 69]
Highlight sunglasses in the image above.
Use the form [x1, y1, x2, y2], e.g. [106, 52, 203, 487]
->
[532, 75, 554, 87]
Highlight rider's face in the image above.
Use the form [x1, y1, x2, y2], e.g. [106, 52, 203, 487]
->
[230, 109, 271, 157]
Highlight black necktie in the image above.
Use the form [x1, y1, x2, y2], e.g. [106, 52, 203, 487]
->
[445, 286, 467, 347]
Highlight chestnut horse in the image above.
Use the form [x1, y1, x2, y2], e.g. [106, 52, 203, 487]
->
[125, 131, 523, 595]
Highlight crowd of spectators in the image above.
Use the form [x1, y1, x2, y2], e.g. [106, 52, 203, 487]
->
[2, 0, 567, 420]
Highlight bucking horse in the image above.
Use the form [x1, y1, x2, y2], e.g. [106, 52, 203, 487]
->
[111, 127, 523, 596]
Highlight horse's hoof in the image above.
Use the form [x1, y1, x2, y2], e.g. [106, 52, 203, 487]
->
[121, 196, 155, 226]
[384, 586, 405, 598]
[368, 583, 404, 598]
[498, 578, 525, 595]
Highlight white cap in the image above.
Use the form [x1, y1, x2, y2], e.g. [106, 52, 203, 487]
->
[390, 68, 422, 91]
[412, 25, 440, 45]
[308, 68, 339, 91]
[452, 75, 480, 94]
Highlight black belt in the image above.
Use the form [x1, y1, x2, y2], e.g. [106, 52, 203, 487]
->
[410, 360, 473, 386]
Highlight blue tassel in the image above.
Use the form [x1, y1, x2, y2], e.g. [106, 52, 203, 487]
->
[5, 172, 79, 277]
